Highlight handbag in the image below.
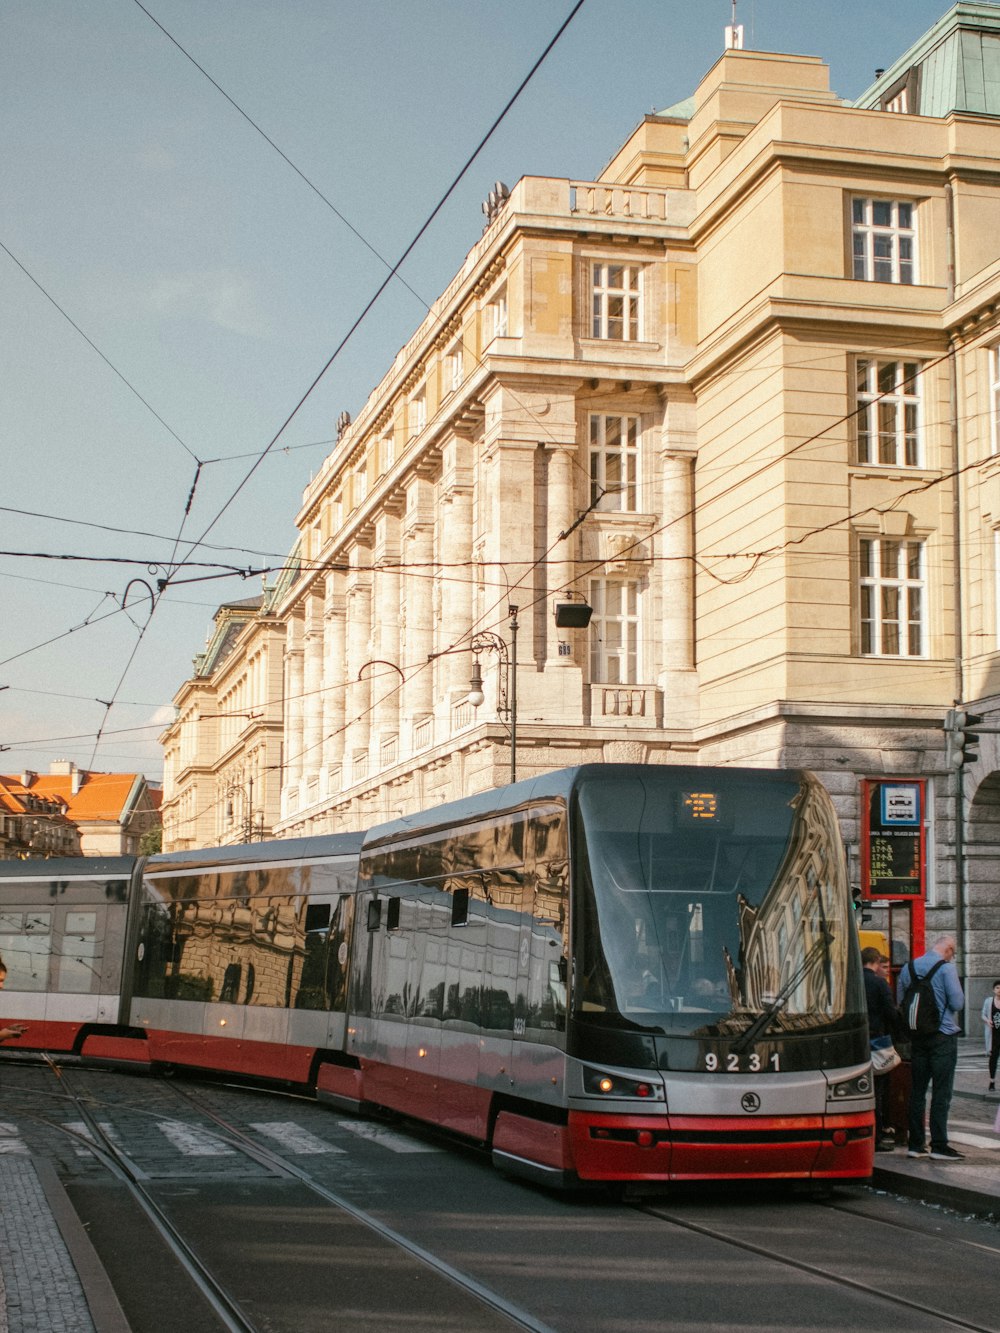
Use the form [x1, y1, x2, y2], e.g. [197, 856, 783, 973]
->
[870, 1034, 901, 1073]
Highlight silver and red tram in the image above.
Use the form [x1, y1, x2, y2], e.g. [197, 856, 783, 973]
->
[0, 765, 874, 1186]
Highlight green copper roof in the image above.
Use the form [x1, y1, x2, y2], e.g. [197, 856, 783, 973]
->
[855, 1, 1000, 117]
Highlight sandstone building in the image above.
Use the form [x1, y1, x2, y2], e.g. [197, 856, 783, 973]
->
[160, 3, 1000, 1006]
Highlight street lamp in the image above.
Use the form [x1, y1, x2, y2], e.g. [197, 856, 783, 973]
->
[466, 605, 519, 784]
[226, 775, 264, 842]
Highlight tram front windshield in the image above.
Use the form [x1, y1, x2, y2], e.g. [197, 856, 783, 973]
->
[573, 771, 856, 1037]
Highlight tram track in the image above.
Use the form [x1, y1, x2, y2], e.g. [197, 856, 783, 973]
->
[27, 1063, 556, 1333]
[639, 1199, 1000, 1332]
[7, 1063, 1000, 1333]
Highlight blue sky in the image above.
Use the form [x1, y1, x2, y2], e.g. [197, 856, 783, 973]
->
[0, 0, 963, 779]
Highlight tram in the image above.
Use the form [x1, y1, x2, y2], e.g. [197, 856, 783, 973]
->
[0, 765, 874, 1186]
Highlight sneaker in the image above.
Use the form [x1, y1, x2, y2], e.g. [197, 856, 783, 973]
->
[877, 1137, 896, 1151]
[929, 1146, 965, 1161]
[907, 1146, 930, 1158]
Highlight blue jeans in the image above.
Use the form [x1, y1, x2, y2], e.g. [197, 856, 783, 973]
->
[908, 1033, 959, 1151]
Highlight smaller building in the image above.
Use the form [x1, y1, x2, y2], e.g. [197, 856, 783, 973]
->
[0, 775, 78, 859]
[0, 762, 161, 858]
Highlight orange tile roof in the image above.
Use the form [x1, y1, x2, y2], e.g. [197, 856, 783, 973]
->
[3, 771, 145, 824]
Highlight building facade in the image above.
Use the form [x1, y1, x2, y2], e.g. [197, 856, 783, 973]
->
[159, 593, 286, 851]
[162, 3, 1000, 1010]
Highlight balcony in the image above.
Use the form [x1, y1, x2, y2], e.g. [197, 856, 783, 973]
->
[587, 684, 663, 727]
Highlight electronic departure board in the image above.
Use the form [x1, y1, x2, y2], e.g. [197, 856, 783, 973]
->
[863, 780, 924, 896]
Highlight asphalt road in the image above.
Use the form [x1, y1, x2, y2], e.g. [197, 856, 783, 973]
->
[3, 1067, 1000, 1333]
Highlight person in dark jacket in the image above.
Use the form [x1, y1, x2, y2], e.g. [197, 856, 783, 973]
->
[862, 946, 898, 1150]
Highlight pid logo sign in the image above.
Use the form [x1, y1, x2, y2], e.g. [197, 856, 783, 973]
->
[880, 783, 920, 827]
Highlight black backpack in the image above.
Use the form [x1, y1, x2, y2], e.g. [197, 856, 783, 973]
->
[900, 958, 946, 1039]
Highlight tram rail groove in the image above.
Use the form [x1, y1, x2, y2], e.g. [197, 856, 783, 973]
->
[31, 1061, 554, 1333]
[168, 1081, 558, 1333]
[639, 1202, 997, 1333]
[43, 1065, 262, 1333]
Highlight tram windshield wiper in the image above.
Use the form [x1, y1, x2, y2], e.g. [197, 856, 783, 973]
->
[731, 928, 834, 1053]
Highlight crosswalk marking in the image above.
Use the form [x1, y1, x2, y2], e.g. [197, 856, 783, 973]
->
[157, 1119, 235, 1156]
[336, 1120, 441, 1153]
[63, 1121, 122, 1158]
[0, 1122, 29, 1155]
[248, 1121, 344, 1154]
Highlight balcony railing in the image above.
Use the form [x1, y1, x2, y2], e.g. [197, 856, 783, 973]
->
[570, 182, 672, 222]
[589, 684, 663, 726]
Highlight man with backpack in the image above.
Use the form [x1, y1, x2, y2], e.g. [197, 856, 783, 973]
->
[896, 934, 966, 1161]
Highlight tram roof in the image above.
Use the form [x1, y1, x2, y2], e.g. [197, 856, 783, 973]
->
[361, 763, 810, 849]
[0, 855, 137, 881]
[146, 829, 365, 874]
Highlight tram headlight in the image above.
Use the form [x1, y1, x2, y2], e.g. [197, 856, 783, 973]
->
[583, 1067, 663, 1101]
[826, 1071, 872, 1101]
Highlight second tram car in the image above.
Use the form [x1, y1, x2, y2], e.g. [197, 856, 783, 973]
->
[0, 765, 874, 1186]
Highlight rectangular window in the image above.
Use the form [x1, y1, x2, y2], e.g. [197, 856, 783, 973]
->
[589, 414, 639, 511]
[990, 346, 1000, 456]
[855, 359, 921, 466]
[381, 430, 394, 471]
[859, 537, 925, 657]
[852, 198, 916, 284]
[488, 288, 508, 341]
[589, 578, 639, 683]
[410, 392, 426, 437]
[448, 342, 463, 392]
[592, 262, 641, 340]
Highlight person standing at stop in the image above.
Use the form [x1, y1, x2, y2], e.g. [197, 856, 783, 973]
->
[982, 980, 1000, 1091]
[897, 934, 965, 1161]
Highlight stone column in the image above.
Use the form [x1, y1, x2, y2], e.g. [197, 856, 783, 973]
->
[301, 588, 324, 787]
[322, 570, 346, 780]
[438, 437, 474, 699]
[372, 508, 402, 756]
[658, 394, 699, 722]
[344, 539, 373, 778]
[402, 471, 436, 743]
[283, 610, 305, 788]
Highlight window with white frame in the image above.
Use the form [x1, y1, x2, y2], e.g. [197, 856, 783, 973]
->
[995, 529, 1000, 652]
[592, 262, 641, 340]
[859, 536, 925, 657]
[589, 413, 639, 511]
[589, 579, 639, 683]
[990, 345, 1000, 456]
[448, 341, 463, 392]
[354, 464, 367, 505]
[410, 391, 426, 437]
[852, 198, 916, 284]
[855, 358, 921, 466]
[487, 288, 508, 341]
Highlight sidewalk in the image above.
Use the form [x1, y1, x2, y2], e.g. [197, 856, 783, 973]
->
[870, 1036, 1000, 1219]
[0, 1156, 127, 1333]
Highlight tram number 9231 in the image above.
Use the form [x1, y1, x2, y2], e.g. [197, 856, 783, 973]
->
[704, 1051, 781, 1072]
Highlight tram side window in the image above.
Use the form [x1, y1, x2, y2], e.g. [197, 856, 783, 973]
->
[0, 911, 52, 992]
[295, 896, 355, 1012]
[58, 911, 101, 994]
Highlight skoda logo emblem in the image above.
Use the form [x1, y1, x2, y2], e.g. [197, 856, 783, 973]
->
[741, 1092, 761, 1113]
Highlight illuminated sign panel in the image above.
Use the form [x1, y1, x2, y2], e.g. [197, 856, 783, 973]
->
[862, 779, 925, 897]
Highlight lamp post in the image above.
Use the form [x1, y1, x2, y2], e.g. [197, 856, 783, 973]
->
[226, 775, 264, 842]
[466, 605, 519, 783]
